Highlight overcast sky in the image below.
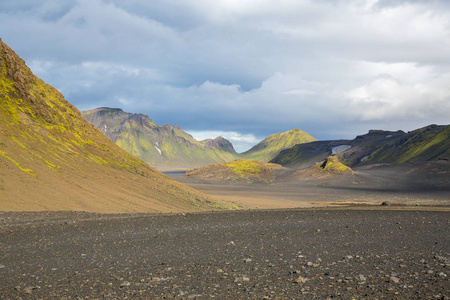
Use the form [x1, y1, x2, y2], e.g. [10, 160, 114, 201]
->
[1, 0, 449, 152]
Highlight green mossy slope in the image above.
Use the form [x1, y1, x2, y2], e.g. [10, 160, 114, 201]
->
[82, 108, 238, 170]
[183, 159, 285, 183]
[0, 38, 237, 212]
[317, 156, 353, 174]
[272, 126, 449, 169]
[242, 128, 317, 162]
[362, 125, 450, 164]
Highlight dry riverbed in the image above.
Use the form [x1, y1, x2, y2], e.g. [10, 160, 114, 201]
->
[0, 208, 449, 299]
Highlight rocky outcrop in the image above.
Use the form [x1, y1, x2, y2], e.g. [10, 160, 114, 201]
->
[203, 136, 236, 152]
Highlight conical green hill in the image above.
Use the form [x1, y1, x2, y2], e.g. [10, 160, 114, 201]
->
[242, 128, 317, 162]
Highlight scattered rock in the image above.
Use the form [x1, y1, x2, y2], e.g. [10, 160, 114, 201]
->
[390, 276, 400, 283]
[235, 276, 250, 282]
[23, 286, 35, 294]
[295, 276, 308, 284]
[355, 274, 366, 282]
[1, 209, 448, 299]
[120, 281, 131, 288]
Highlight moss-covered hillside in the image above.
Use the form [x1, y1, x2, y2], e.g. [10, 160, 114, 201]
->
[271, 126, 449, 169]
[361, 125, 450, 165]
[0, 38, 237, 212]
[183, 159, 286, 183]
[242, 128, 317, 162]
[292, 155, 354, 181]
[317, 156, 353, 174]
[82, 108, 238, 170]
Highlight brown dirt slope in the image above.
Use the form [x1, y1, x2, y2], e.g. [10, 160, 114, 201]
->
[0, 38, 237, 213]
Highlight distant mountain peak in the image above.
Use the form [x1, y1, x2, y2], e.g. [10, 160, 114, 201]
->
[97, 107, 124, 112]
[242, 128, 317, 162]
[82, 108, 238, 170]
[203, 136, 236, 152]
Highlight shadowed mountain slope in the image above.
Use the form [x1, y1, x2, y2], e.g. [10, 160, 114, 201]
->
[241, 128, 317, 162]
[361, 125, 450, 165]
[271, 126, 449, 169]
[0, 39, 237, 213]
[82, 108, 238, 170]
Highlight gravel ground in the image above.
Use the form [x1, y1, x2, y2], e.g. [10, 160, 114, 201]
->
[0, 208, 449, 299]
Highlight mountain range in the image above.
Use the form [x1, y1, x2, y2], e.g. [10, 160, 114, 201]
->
[271, 125, 450, 169]
[0, 38, 236, 213]
[82, 108, 238, 170]
[82, 107, 316, 170]
[1, 37, 447, 215]
[82, 106, 449, 174]
[182, 124, 449, 186]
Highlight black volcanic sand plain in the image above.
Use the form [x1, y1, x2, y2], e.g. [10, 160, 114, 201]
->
[0, 209, 449, 299]
[175, 162, 450, 209]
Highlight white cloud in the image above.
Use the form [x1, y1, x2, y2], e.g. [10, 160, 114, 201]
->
[80, 61, 161, 79]
[353, 61, 436, 85]
[0, 0, 449, 142]
[345, 72, 450, 121]
[28, 60, 55, 75]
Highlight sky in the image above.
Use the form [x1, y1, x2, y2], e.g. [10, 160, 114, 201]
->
[1, 0, 450, 152]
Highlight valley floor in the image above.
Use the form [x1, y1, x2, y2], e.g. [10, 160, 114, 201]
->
[177, 180, 450, 210]
[0, 209, 449, 299]
[174, 162, 450, 210]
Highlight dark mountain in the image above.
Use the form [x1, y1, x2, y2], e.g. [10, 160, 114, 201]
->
[361, 125, 450, 164]
[271, 126, 449, 169]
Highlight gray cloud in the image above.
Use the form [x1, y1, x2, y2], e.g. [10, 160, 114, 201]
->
[1, 0, 449, 150]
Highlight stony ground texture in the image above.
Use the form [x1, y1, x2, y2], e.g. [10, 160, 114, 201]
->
[0, 209, 449, 299]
